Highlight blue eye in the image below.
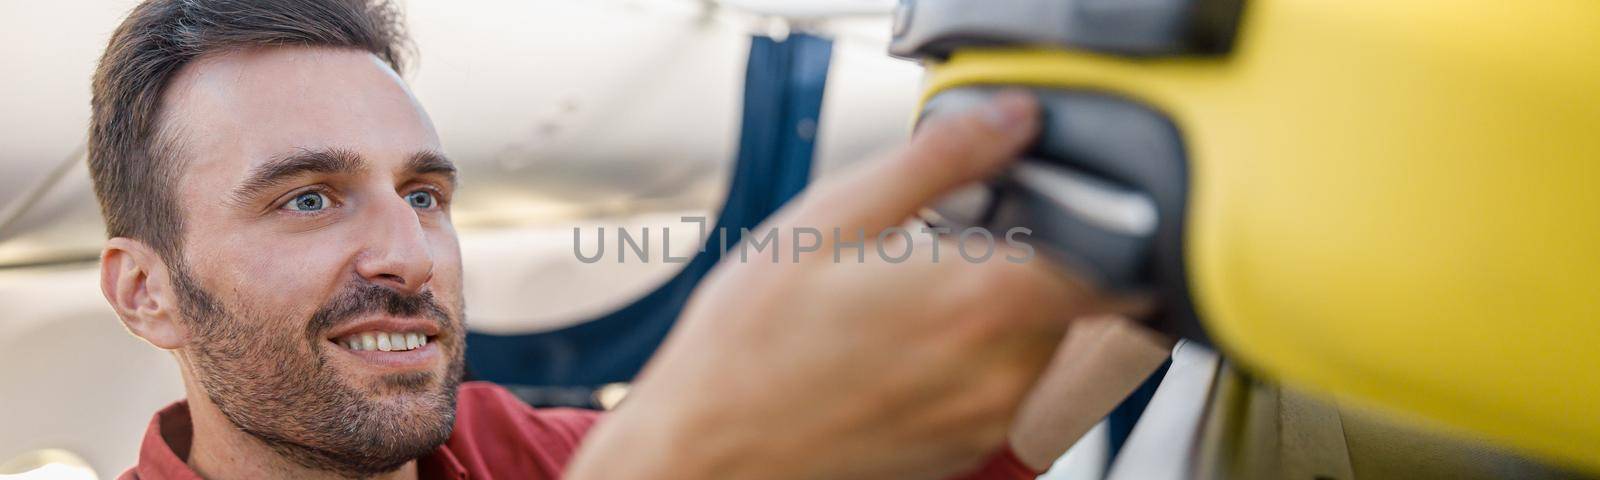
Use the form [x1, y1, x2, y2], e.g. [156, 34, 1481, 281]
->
[284, 191, 329, 211]
[405, 190, 437, 209]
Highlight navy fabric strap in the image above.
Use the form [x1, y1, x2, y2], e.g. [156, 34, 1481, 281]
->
[465, 34, 833, 403]
[1106, 359, 1170, 463]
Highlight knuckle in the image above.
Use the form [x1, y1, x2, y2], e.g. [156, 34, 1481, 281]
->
[894, 143, 959, 179]
[919, 110, 990, 145]
[906, 119, 987, 166]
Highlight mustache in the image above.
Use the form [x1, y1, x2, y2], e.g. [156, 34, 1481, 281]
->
[307, 282, 453, 337]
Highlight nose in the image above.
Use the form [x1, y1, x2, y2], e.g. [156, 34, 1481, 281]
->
[354, 192, 435, 294]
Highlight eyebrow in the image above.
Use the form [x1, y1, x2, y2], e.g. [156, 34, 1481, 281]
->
[228, 148, 458, 206]
[230, 147, 367, 204]
[407, 150, 458, 187]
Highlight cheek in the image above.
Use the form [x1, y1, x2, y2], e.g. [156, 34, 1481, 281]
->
[203, 230, 357, 319]
[428, 234, 465, 306]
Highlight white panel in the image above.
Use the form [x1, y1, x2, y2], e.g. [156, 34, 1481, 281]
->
[1106, 341, 1221, 480]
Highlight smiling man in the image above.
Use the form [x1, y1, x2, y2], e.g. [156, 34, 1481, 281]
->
[92, 1, 1168, 479]
[93, 4, 477, 475]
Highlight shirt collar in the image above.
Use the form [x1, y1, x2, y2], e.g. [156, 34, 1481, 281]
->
[127, 400, 202, 480]
[416, 441, 468, 480]
[130, 399, 468, 480]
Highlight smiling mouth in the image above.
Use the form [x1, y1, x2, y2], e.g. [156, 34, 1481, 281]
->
[335, 331, 435, 352]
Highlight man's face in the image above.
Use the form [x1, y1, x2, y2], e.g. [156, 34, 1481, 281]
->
[159, 47, 465, 475]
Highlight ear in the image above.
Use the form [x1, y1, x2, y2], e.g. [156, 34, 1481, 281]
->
[101, 238, 188, 349]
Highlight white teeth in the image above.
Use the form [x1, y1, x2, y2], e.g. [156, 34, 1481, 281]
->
[338, 331, 429, 352]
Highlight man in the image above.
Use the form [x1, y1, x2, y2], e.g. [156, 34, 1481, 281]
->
[91, 0, 1169, 478]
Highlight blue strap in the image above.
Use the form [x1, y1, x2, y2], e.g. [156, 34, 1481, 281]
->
[465, 34, 833, 396]
[1106, 358, 1171, 463]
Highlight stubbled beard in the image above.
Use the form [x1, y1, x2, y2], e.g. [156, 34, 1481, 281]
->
[173, 267, 467, 478]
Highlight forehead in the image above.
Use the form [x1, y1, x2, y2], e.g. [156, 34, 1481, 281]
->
[159, 47, 440, 182]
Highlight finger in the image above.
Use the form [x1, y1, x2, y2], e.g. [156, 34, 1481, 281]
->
[786, 90, 1040, 236]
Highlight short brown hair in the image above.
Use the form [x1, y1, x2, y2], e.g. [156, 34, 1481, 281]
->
[89, 0, 410, 264]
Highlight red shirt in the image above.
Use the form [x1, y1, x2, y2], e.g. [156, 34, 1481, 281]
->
[122, 381, 1039, 479]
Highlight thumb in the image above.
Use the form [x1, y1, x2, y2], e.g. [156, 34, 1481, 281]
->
[784, 90, 1039, 235]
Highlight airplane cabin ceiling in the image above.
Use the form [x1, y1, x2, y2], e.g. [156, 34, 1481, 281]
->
[0, 0, 922, 267]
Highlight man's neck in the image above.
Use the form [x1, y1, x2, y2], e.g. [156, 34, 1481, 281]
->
[180, 377, 417, 480]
